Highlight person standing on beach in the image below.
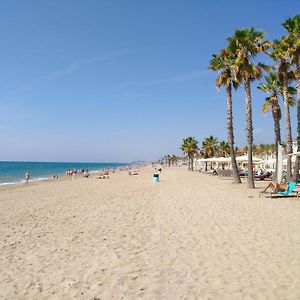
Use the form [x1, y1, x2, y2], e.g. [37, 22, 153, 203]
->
[25, 172, 30, 184]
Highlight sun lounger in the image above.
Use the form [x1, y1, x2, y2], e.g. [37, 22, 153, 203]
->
[217, 169, 232, 177]
[259, 182, 299, 199]
[239, 172, 248, 178]
[255, 172, 273, 181]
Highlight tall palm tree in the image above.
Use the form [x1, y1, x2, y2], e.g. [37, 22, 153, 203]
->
[282, 15, 300, 181]
[209, 49, 241, 183]
[258, 72, 295, 178]
[258, 72, 282, 177]
[181, 137, 199, 171]
[270, 37, 295, 181]
[227, 27, 271, 188]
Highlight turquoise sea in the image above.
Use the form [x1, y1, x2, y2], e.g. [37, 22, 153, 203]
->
[0, 161, 129, 185]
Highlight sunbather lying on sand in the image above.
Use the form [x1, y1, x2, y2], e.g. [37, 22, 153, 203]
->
[128, 170, 139, 176]
[96, 175, 109, 179]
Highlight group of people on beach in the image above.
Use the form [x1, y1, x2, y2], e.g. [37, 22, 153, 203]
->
[96, 170, 110, 179]
[65, 169, 90, 180]
[23, 167, 121, 184]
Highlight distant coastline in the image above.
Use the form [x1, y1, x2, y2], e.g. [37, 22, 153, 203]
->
[0, 161, 129, 186]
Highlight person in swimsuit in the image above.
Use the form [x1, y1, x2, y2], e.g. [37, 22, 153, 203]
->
[262, 178, 288, 193]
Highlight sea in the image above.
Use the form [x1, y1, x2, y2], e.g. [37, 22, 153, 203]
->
[0, 161, 129, 186]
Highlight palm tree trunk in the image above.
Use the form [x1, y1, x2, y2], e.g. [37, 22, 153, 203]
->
[226, 85, 241, 184]
[272, 105, 281, 181]
[293, 60, 300, 182]
[244, 80, 255, 188]
[191, 155, 194, 171]
[282, 72, 293, 181]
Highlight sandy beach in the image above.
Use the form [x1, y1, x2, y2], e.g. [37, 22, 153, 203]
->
[1, 167, 300, 299]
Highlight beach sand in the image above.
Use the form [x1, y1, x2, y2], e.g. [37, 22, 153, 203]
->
[1, 167, 300, 299]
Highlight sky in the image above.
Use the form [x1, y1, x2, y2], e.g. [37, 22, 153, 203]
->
[0, 0, 299, 162]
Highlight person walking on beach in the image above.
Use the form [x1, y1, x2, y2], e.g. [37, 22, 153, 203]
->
[25, 172, 30, 184]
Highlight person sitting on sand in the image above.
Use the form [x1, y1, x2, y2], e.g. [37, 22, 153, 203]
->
[262, 178, 289, 193]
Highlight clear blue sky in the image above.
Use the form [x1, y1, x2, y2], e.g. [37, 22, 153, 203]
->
[0, 0, 299, 162]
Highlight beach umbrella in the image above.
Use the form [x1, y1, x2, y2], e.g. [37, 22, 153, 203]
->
[235, 155, 262, 162]
[197, 158, 207, 162]
[215, 157, 231, 163]
[207, 157, 221, 162]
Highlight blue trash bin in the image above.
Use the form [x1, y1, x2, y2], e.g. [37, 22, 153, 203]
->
[153, 174, 159, 183]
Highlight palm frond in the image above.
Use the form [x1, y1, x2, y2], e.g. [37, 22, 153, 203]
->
[262, 101, 271, 114]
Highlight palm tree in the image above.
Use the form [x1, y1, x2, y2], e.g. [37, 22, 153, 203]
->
[227, 27, 271, 188]
[270, 37, 295, 181]
[252, 144, 261, 157]
[218, 141, 231, 157]
[167, 155, 171, 167]
[268, 144, 276, 158]
[236, 146, 246, 156]
[258, 72, 282, 177]
[258, 72, 295, 178]
[261, 144, 275, 158]
[170, 154, 178, 166]
[282, 15, 300, 181]
[209, 49, 241, 183]
[202, 135, 219, 171]
[167, 154, 179, 166]
[202, 135, 219, 158]
[181, 137, 199, 171]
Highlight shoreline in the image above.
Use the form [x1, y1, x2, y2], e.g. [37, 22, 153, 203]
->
[0, 164, 145, 191]
[0, 163, 134, 188]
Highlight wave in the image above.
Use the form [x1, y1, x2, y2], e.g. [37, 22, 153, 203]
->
[0, 176, 51, 186]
